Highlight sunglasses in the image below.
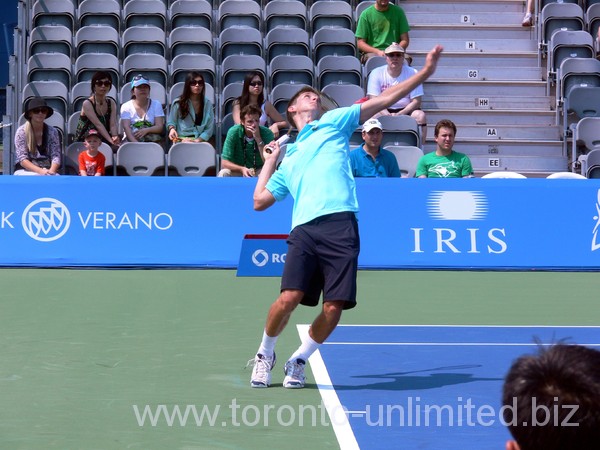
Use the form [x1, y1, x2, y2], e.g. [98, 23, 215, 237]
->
[132, 74, 146, 81]
[31, 108, 48, 114]
[190, 80, 204, 86]
[249, 81, 263, 87]
[387, 52, 404, 58]
[95, 80, 112, 87]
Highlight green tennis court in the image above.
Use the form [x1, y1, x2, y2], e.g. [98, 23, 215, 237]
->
[1, 269, 598, 449]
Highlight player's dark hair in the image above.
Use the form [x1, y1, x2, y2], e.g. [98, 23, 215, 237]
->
[502, 344, 600, 450]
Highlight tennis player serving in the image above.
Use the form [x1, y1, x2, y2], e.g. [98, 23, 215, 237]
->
[249, 45, 444, 389]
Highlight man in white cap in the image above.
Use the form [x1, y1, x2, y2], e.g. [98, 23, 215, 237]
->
[366, 42, 427, 143]
[349, 118, 400, 178]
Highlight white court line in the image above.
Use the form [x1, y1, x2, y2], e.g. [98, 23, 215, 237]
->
[297, 324, 359, 450]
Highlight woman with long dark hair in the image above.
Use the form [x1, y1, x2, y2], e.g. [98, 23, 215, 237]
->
[167, 71, 214, 143]
[232, 71, 288, 138]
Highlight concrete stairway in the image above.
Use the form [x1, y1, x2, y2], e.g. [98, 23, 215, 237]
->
[403, 0, 566, 175]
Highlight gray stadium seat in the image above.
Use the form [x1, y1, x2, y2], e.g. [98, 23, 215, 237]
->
[74, 53, 120, 86]
[75, 25, 120, 59]
[123, 0, 166, 29]
[378, 115, 421, 149]
[585, 148, 600, 178]
[539, 3, 584, 50]
[355, 0, 375, 23]
[265, 27, 311, 61]
[122, 53, 168, 87]
[362, 55, 386, 83]
[169, 0, 213, 31]
[77, 0, 121, 32]
[220, 82, 243, 117]
[563, 85, 600, 138]
[23, 80, 69, 120]
[218, 26, 263, 63]
[120, 81, 166, 108]
[116, 142, 166, 176]
[27, 52, 72, 88]
[29, 25, 72, 58]
[71, 80, 117, 117]
[312, 27, 357, 62]
[572, 116, 600, 167]
[220, 54, 266, 87]
[169, 26, 214, 59]
[32, 0, 75, 29]
[122, 26, 167, 58]
[309, 1, 353, 32]
[268, 55, 315, 90]
[382, 145, 424, 178]
[556, 57, 600, 121]
[264, 0, 308, 31]
[548, 30, 594, 84]
[218, 0, 262, 32]
[586, 3, 600, 51]
[167, 142, 217, 176]
[317, 55, 363, 89]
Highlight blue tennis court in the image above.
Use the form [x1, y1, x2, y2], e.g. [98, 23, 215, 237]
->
[303, 325, 600, 450]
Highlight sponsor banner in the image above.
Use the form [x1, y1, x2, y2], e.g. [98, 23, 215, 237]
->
[237, 234, 289, 277]
[1, 177, 600, 270]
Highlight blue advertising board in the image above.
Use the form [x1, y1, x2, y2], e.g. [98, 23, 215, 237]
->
[0, 176, 599, 270]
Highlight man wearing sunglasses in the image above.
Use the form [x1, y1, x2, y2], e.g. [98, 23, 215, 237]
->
[366, 43, 428, 144]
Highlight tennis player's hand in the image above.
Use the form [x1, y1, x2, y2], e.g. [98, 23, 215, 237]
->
[424, 45, 443, 76]
[263, 140, 281, 160]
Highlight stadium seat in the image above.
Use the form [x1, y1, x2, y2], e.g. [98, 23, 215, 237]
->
[265, 27, 311, 61]
[363, 55, 386, 83]
[70, 81, 116, 118]
[168, 82, 215, 108]
[122, 53, 169, 87]
[220, 82, 243, 117]
[29, 25, 72, 59]
[317, 55, 363, 89]
[167, 142, 217, 176]
[218, 26, 263, 63]
[270, 83, 309, 116]
[32, 0, 75, 29]
[264, 0, 308, 31]
[169, 54, 216, 87]
[218, 0, 262, 33]
[562, 86, 600, 144]
[585, 148, 600, 178]
[268, 55, 315, 90]
[382, 145, 424, 178]
[123, 0, 166, 29]
[586, 3, 600, 52]
[547, 30, 594, 86]
[221, 54, 266, 87]
[120, 81, 166, 108]
[539, 3, 584, 51]
[64, 142, 115, 176]
[116, 142, 166, 176]
[122, 26, 167, 58]
[378, 115, 421, 149]
[77, 0, 121, 32]
[321, 83, 365, 107]
[572, 116, 600, 167]
[219, 112, 235, 153]
[74, 53, 120, 86]
[309, 1, 353, 32]
[169, 0, 213, 31]
[169, 26, 214, 59]
[75, 25, 120, 59]
[556, 57, 600, 122]
[312, 27, 357, 62]
[27, 52, 72, 88]
[355, 0, 375, 23]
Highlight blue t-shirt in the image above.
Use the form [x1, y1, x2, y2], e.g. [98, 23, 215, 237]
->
[349, 145, 401, 178]
[266, 104, 361, 231]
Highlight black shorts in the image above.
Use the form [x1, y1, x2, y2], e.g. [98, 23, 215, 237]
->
[281, 212, 360, 310]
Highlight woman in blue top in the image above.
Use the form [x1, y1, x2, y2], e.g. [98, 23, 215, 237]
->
[167, 72, 214, 143]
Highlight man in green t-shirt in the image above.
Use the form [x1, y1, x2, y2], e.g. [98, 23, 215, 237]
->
[416, 119, 474, 178]
[355, 0, 410, 63]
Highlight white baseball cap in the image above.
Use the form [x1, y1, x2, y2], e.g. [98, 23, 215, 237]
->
[362, 118, 383, 132]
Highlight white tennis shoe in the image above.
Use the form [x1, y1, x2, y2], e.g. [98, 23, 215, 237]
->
[249, 353, 276, 388]
[283, 358, 306, 389]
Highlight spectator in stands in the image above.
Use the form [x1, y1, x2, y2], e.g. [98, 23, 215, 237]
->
[416, 119, 473, 178]
[167, 71, 214, 145]
[13, 97, 61, 175]
[367, 43, 427, 143]
[349, 118, 400, 177]
[79, 128, 106, 176]
[522, 0, 534, 27]
[355, 0, 410, 64]
[502, 344, 600, 450]
[232, 71, 288, 138]
[120, 74, 165, 145]
[218, 105, 274, 177]
[75, 71, 120, 149]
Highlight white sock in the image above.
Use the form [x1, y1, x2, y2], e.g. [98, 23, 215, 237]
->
[257, 330, 278, 358]
[289, 333, 320, 363]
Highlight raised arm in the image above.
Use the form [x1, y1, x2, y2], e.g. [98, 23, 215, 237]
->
[360, 45, 443, 122]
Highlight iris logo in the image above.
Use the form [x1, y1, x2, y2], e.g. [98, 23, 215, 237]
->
[252, 249, 269, 267]
[22, 198, 71, 242]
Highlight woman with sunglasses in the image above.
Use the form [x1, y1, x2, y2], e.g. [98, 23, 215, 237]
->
[167, 71, 214, 143]
[232, 71, 288, 138]
[120, 74, 166, 145]
[75, 71, 120, 148]
[14, 97, 61, 175]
